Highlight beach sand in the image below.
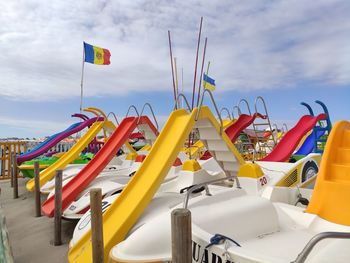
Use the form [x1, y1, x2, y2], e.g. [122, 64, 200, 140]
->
[0, 178, 77, 263]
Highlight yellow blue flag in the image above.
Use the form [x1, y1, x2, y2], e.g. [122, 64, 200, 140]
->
[203, 73, 216, 91]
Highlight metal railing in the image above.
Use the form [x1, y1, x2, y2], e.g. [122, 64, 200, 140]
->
[125, 105, 140, 117]
[138, 103, 159, 131]
[220, 107, 232, 120]
[183, 175, 239, 209]
[174, 93, 192, 112]
[238, 98, 252, 115]
[292, 232, 350, 263]
[232, 106, 240, 119]
[106, 112, 120, 126]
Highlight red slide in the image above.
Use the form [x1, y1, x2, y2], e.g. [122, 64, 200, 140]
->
[260, 113, 327, 162]
[225, 113, 266, 142]
[41, 116, 157, 217]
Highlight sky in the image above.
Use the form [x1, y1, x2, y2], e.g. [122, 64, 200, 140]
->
[0, 0, 349, 138]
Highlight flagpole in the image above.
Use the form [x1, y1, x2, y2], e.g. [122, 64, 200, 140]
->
[181, 67, 184, 108]
[174, 57, 180, 109]
[203, 61, 211, 90]
[191, 16, 203, 110]
[168, 31, 177, 109]
[196, 37, 207, 107]
[80, 43, 85, 113]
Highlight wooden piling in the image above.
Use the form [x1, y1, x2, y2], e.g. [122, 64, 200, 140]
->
[171, 208, 192, 263]
[90, 188, 104, 263]
[34, 161, 41, 217]
[12, 153, 18, 199]
[54, 170, 62, 246]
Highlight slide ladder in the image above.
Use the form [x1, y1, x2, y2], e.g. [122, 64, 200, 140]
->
[306, 121, 350, 226]
[68, 94, 245, 263]
[251, 96, 276, 155]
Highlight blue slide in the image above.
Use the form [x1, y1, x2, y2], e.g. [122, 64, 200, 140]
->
[294, 130, 325, 155]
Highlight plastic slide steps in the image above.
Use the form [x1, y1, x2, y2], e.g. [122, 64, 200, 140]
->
[42, 116, 158, 217]
[68, 106, 245, 263]
[260, 113, 326, 162]
[17, 114, 94, 164]
[294, 130, 325, 156]
[26, 120, 106, 191]
[225, 113, 266, 142]
[306, 121, 350, 226]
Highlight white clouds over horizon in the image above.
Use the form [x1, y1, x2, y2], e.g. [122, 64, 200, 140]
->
[0, 0, 350, 102]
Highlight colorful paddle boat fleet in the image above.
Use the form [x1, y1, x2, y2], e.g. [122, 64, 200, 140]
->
[2, 18, 348, 263]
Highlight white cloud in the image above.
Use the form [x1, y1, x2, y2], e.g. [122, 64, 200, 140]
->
[0, 0, 349, 102]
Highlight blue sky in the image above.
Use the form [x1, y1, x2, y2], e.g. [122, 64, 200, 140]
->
[0, 0, 349, 138]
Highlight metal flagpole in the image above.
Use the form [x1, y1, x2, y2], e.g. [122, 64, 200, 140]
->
[168, 31, 177, 109]
[80, 43, 85, 113]
[191, 17, 203, 110]
[196, 37, 208, 107]
[181, 67, 184, 108]
[174, 57, 180, 109]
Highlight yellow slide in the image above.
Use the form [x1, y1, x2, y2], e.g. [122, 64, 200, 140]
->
[306, 120, 350, 226]
[68, 108, 197, 262]
[69, 106, 245, 263]
[26, 121, 106, 191]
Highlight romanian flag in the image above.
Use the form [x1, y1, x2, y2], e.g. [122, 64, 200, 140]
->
[203, 73, 216, 91]
[84, 42, 111, 65]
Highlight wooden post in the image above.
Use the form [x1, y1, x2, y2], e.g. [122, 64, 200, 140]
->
[12, 153, 18, 199]
[34, 161, 41, 217]
[54, 170, 62, 246]
[10, 151, 13, 187]
[90, 188, 104, 263]
[171, 208, 192, 263]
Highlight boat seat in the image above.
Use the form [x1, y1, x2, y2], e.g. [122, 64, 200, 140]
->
[190, 191, 279, 241]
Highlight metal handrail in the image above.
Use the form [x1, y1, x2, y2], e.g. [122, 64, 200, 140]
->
[183, 175, 238, 209]
[220, 107, 232, 120]
[273, 124, 278, 132]
[254, 96, 276, 146]
[125, 105, 140, 117]
[238, 99, 252, 115]
[196, 89, 223, 134]
[106, 112, 120, 125]
[232, 106, 240, 119]
[283, 123, 288, 132]
[138, 103, 159, 131]
[174, 93, 191, 112]
[300, 102, 314, 116]
[292, 232, 350, 263]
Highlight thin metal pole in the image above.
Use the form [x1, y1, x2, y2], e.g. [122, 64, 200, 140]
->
[168, 31, 177, 109]
[191, 16, 203, 110]
[174, 57, 180, 109]
[34, 161, 41, 217]
[196, 37, 207, 107]
[80, 42, 85, 113]
[181, 67, 184, 108]
[90, 188, 104, 263]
